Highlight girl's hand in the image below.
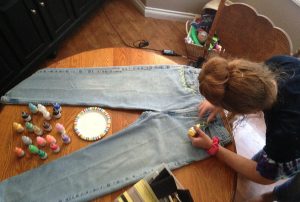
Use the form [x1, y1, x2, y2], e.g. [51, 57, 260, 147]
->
[188, 126, 213, 150]
[198, 100, 222, 123]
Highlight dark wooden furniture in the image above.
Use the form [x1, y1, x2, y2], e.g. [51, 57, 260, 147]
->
[0, 0, 105, 96]
[0, 48, 237, 202]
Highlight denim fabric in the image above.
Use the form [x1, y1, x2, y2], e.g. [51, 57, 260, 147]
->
[0, 65, 232, 202]
[1, 65, 201, 111]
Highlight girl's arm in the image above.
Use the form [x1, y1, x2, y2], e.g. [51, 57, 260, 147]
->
[190, 127, 275, 185]
[215, 146, 274, 185]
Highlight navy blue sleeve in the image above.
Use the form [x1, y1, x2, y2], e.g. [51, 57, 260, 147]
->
[263, 55, 300, 162]
[266, 55, 300, 69]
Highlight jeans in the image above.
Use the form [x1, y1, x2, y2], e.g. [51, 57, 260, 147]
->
[1, 65, 201, 111]
[0, 65, 232, 202]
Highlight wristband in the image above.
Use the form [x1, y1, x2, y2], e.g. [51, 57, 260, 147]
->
[207, 136, 220, 155]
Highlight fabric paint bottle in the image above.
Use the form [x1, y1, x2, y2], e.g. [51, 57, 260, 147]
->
[21, 112, 31, 122]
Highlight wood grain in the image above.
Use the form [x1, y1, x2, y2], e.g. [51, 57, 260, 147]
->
[216, 3, 292, 62]
[42, 0, 189, 68]
[0, 48, 236, 202]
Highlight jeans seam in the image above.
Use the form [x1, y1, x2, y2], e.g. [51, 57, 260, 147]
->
[179, 68, 197, 94]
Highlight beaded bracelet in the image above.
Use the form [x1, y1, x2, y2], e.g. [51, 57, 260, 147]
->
[207, 136, 220, 155]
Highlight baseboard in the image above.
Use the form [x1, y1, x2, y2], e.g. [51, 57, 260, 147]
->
[130, 0, 196, 22]
[131, 0, 146, 16]
[291, 0, 300, 7]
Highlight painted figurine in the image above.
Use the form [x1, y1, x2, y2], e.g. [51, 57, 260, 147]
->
[36, 136, 47, 147]
[61, 133, 71, 144]
[37, 104, 47, 114]
[43, 111, 52, 121]
[12, 122, 24, 133]
[50, 143, 60, 153]
[188, 122, 208, 137]
[15, 147, 25, 157]
[55, 123, 65, 134]
[46, 135, 56, 144]
[25, 122, 34, 132]
[28, 144, 39, 154]
[188, 126, 198, 137]
[33, 125, 43, 136]
[43, 121, 52, 132]
[21, 136, 32, 145]
[37, 149, 47, 160]
[21, 112, 31, 122]
[53, 103, 62, 112]
[28, 103, 38, 114]
[52, 109, 61, 119]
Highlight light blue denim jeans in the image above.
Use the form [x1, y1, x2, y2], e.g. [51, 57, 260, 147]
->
[0, 65, 232, 202]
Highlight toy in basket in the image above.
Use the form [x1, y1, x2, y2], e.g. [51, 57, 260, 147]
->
[185, 16, 221, 60]
[185, 0, 226, 60]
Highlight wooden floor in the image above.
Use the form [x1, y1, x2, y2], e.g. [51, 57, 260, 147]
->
[43, 0, 188, 67]
[43, 0, 281, 201]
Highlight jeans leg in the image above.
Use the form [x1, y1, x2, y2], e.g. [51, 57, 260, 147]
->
[0, 105, 231, 202]
[1, 65, 202, 111]
[0, 65, 232, 201]
[273, 172, 300, 202]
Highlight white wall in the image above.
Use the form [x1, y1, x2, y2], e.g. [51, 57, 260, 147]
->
[131, 0, 211, 22]
[145, 0, 208, 13]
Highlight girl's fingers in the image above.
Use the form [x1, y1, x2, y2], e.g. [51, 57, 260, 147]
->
[198, 107, 205, 117]
[198, 102, 209, 117]
[207, 110, 217, 122]
[193, 126, 205, 137]
[198, 105, 206, 117]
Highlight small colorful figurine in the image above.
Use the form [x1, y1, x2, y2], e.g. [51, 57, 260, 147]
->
[55, 123, 65, 134]
[28, 144, 39, 154]
[15, 147, 25, 157]
[12, 122, 25, 133]
[43, 111, 52, 121]
[36, 136, 47, 147]
[53, 103, 62, 112]
[43, 121, 52, 132]
[52, 109, 61, 119]
[21, 112, 31, 122]
[25, 122, 34, 132]
[21, 136, 32, 145]
[46, 135, 56, 144]
[37, 104, 47, 114]
[61, 133, 71, 144]
[33, 125, 43, 136]
[28, 103, 38, 114]
[188, 125, 199, 137]
[188, 122, 208, 137]
[50, 143, 60, 153]
[37, 149, 47, 160]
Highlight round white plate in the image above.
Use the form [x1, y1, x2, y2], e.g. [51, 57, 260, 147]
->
[74, 107, 111, 141]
